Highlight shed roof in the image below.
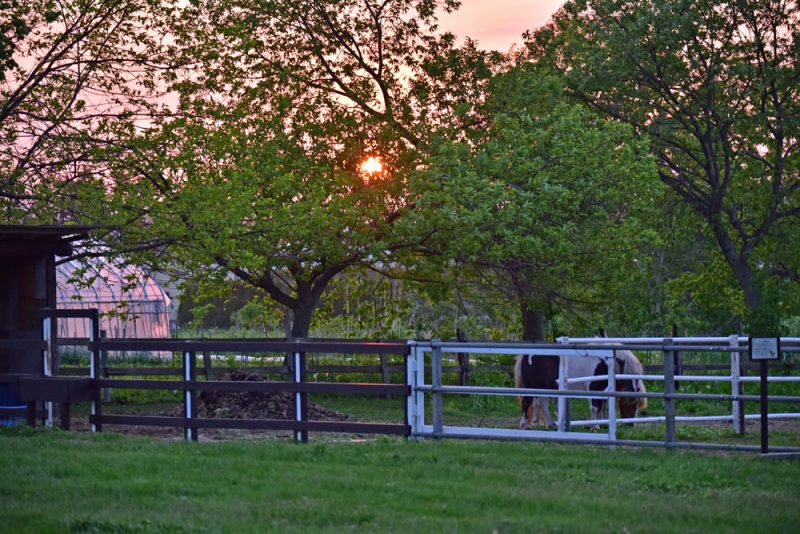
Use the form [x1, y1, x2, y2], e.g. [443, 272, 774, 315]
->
[0, 224, 96, 257]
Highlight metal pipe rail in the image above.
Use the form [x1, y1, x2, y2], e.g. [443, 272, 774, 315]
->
[418, 384, 800, 403]
[407, 338, 800, 452]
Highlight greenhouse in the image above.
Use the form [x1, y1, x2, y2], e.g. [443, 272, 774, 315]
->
[56, 260, 172, 339]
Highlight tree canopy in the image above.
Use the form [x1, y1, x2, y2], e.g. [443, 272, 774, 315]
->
[531, 0, 800, 331]
[95, 0, 502, 337]
[6, 0, 797, 338]
[0, 0, 171, 221]
[430, 66, 661, 340]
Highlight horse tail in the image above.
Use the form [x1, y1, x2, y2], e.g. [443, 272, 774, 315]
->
[513, 355, 525, 389]
[514, 355, 525, 404]
[637, 380, 648, 410]
[619, 350, 648, 410]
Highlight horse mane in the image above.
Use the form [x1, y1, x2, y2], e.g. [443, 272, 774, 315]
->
[616, 349, 648, 410]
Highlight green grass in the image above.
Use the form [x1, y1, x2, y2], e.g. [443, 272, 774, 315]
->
[1, 427, 798, 533]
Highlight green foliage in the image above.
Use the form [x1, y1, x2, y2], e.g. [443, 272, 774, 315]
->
[0, 0, 31, 80]
[429, 65, 662, 339]
[100, 0, 507, 339]
[9, 0, 794, 341]
[535, 0, 800, 327]
[783, 316, 800, 337]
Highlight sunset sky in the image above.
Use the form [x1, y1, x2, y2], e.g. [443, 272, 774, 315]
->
[439, 0, 565, 51]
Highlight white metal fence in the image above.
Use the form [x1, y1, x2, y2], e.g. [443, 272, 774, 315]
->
[406, 337, 800, 452]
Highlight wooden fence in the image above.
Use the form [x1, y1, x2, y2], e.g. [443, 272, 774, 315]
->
[93, 339, 412, 442]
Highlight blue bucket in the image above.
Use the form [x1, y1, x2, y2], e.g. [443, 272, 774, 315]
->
[0, 383, 25, 427]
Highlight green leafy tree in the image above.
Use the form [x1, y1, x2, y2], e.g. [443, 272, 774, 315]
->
[430, 67, 661, 340]
[531, 0, 800, 331]
[98, 0, 503, 338]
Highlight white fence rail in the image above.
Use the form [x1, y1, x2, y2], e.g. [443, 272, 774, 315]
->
[406, 337, 800, 452]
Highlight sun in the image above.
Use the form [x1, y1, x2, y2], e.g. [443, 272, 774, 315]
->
[360, 156, 383, 175]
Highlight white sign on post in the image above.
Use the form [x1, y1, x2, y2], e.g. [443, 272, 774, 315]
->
[749, 337, 780, 361]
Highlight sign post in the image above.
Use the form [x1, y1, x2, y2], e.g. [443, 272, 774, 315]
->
[749, 337, 780, 454]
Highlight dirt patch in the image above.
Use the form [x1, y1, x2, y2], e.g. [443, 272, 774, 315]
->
[61, 370, 350, 441]
[193, 369, 349, 421]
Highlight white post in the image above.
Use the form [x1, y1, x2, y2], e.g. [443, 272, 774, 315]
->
[557, 340, 568, 433]
[415, 344, 426, 438]
[42, 316, 53, 428]
[406, 343, 416, 437]
[294, 350, 302, 442]
[730, 335, 742, 434]
[183, 351, 193, 441]
[406, 341, 425, 440]
[607, 353, 617, 443]
[89, 315, 97, 433]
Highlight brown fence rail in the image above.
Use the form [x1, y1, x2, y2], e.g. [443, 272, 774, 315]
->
[3, 334, 413, 441]
[85, 339, 410, 442]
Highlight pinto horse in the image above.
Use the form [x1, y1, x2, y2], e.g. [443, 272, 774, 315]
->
[514, 354, 559, 429]
[566, 349, 647, 429]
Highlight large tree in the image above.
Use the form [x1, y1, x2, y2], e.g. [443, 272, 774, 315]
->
[531, 0, 800, 329]
[101, 0, 502, 337]
[0, 0, 171, 222]
[430, 67, 661, 341]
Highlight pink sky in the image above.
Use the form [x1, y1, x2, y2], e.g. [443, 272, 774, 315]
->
[438, 0, 565, 51]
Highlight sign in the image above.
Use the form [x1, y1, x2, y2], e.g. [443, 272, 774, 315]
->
[749, 337, 781, 361]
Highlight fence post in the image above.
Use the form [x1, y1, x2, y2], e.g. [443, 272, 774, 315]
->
[183, 351, 198, 441]
[404, 345, 413, 438]
[730, 335, 744, 434]
[293, 348, 308, 443]
[41, 314, 53, 428]
[405, 340, 418, 437]
[414, 343, 426, 439]
[431, 339, 443, 438]
[607, 351, 617, 444]
[557, 338, 570, 432]
[203, 351, 213, 380]
[89, 309, 102, 433]
[663, 338, 676, 445]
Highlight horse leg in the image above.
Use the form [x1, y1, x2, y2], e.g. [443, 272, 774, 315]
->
[519, 396, 533, 430]
[527, 400, 534, 427]
[539, 397, 555, 428]
[589, 399, 605, 431]
[532, 397, 542, 426]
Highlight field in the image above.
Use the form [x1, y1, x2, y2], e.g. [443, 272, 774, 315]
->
[1, 426, 799, 533]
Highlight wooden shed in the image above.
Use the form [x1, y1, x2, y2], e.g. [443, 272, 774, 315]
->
[0, 225, 93, 375]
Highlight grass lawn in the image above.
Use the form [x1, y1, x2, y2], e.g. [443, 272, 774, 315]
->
[313, 392, 800, 449]
[1, 426, 799, 533]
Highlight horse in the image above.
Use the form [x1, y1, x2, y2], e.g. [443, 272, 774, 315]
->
[514, 354, 559, 429]
[565, 348, 647, 429]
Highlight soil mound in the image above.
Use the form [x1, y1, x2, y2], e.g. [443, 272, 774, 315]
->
[197, 369, 349, 421]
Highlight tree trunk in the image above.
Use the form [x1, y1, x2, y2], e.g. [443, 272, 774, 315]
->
[710, 219, 762, 313]
[290, 303, 314, 338]
[521, 306, 546, 342]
